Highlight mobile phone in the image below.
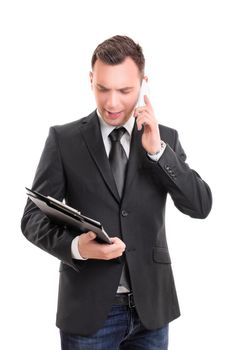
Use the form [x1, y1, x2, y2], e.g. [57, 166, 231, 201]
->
[137, 79, 150, 108]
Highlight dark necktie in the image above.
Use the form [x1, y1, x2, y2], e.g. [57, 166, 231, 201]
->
[109, 127, 131, 291]
[109, 127, 128, 197]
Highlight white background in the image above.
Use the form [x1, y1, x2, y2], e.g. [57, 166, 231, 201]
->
[0, 1, 232, 349]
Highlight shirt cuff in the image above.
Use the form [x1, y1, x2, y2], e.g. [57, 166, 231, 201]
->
[71, 236, 88, 260]
[147, 141, 166, 162]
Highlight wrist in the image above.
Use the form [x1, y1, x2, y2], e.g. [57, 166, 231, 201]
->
[147, 141, 166, 162]
[71, 236, 88, 260]
[148, 141, 165, 156]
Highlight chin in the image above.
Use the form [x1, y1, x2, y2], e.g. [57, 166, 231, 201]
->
[103, 115, 124, 126]
[107, 119, 122, 127]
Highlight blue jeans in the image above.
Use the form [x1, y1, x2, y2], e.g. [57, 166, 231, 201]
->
[60, 305, 169, 350]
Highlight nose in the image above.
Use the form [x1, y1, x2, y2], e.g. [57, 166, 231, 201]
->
[106, 91, 119, 110]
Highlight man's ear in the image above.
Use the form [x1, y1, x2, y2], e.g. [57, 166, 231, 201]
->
[89, 71, 93, 89]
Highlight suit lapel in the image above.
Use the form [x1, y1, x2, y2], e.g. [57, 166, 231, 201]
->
[80, 111, 120, 203]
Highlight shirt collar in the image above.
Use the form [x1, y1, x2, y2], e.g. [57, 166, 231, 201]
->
[96, 109, 135, 138]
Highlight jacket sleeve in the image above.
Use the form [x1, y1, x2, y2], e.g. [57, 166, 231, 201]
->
[21, 127, 84, 272]
[151, 129, 212, 219]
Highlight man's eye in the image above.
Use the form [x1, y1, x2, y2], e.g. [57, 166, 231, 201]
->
[98, 87, 108, 92]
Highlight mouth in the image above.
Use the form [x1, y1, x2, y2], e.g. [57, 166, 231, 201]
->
[105, 110, 123, 119]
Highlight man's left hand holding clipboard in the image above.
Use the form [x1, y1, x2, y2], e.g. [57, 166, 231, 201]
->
[26, 188, 126, 260]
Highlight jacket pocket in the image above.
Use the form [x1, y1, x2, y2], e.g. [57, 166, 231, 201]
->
[152, 247, 171, 264]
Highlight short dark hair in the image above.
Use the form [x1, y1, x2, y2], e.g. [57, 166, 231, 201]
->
[91, 35, 145, 76]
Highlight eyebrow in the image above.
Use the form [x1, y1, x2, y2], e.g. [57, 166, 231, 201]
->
[96, 83, 134, 91]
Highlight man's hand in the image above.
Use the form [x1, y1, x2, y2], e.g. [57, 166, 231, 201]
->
[78, 231, 126, 260]
[134, 95, 161, 154]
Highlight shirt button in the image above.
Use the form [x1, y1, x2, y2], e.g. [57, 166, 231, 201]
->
[121, 210, 128, 217]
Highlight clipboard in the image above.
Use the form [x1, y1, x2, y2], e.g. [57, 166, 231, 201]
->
[26, 188, 112, 244]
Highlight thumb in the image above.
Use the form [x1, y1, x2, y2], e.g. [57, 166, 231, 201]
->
[84, 231, 97, 242]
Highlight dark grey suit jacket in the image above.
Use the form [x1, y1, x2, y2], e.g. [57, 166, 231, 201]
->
[21, 110, 212, 336]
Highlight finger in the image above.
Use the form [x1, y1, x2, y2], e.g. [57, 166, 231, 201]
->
[110, 237, 126, 251]
[134, 106, 147, 117]
[110, 237, 126, 247]
[144, 95, 153, 109]
[136, 113, 154, 131]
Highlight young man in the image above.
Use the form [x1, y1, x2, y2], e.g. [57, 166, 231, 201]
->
[21, 35, 212, 350]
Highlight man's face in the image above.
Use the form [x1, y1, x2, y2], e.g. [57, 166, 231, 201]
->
[90, 57, 142, 126]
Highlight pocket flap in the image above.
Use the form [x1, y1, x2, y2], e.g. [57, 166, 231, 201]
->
[153, 247, 171, 264]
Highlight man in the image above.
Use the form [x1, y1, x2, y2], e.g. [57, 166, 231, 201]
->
[21, 35, 212, 350]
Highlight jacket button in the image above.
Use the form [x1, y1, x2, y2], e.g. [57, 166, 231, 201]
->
[121, 210, 128, 217]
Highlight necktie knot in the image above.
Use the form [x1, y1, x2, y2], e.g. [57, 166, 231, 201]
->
[109, 127, 126, 143]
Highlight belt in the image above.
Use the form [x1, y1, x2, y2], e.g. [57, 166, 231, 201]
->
[114, 292, 135, 308]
